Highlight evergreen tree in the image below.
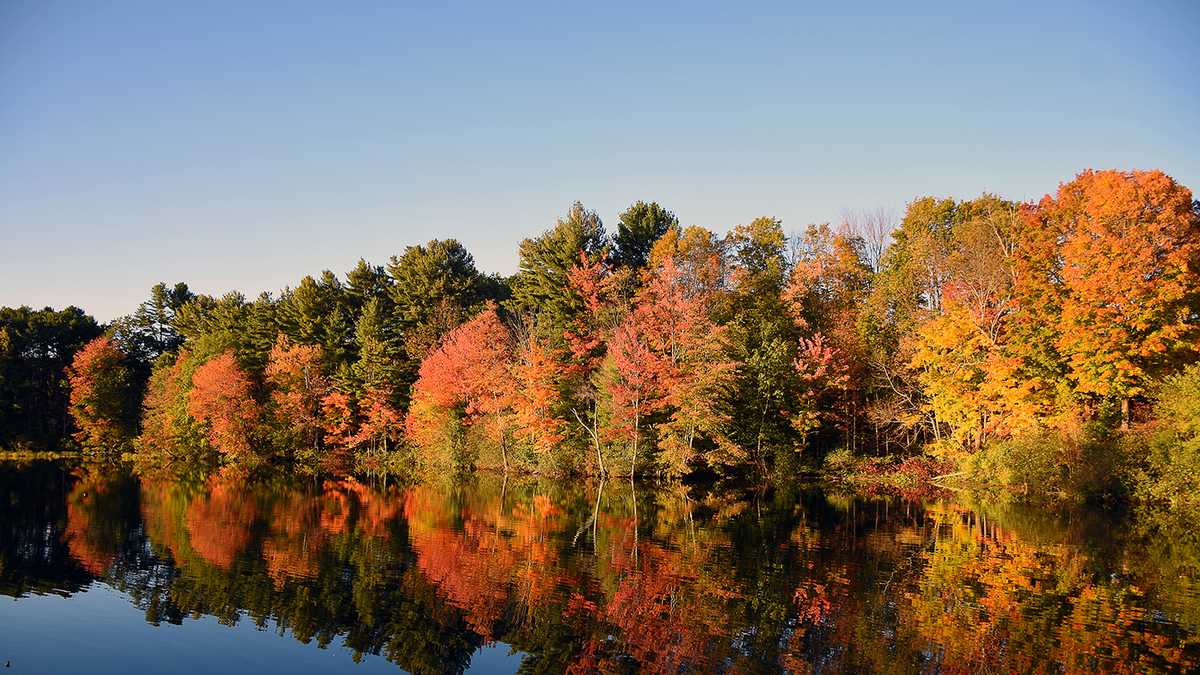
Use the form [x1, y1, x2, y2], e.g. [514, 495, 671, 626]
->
[508, 202, 608, 339]
[345, 259, 392, 313]
[111, 282, 192, 365]
[613, 201, 679, 270]
[352, 297, 403, 394]
[387, 240, 485, 331]
[0, 306, 102, 447]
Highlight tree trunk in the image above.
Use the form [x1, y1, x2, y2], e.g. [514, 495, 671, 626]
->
[631, 398, 639, 481]
[500, 433, 509, 474]
[1121, 397, 1131, 431]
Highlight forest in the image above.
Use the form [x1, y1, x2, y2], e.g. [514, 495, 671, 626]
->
[2, 168, 1198, 511]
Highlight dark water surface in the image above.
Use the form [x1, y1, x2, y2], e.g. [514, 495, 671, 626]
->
[1, 460, 1197, 673]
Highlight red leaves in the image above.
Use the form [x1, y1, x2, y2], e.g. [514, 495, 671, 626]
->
[66, 335, 133, 448]
[319, 390, 357, 457]
[607, 317, 663, 438]
[265, 335, 328, 450]
[187, 351, 263, 459]
[406, 304, 518, 457]
[606, 259, 740, 474]
[352, 385, 403, 451]
[412, 302, 514, 414]
[563, 253, 619, 377]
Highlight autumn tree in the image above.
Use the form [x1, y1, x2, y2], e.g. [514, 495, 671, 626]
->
[606, 317, 663, 477]
[407, 304, 517, 471]
[510, 329, 570, 470]
[352, 385, 404, 458]
[1024, 169, 1200, 427]
[648, 225, 728, 299]
[784, 224, 872, 449]
[66, 335, 138, 450]
[563, 254, 627, 474]
[910, 198, 1044, 453]
[633, 259, 740, 476]
[187, 351, 263, 461]
[319, 390, 357, 468]
[865, 195, 1025, 452]
[264, 335, 329, 458]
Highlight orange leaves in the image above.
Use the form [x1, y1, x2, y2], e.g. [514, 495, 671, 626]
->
[903, 172, 1200, 448]
[66, 335, 134, 449]
[63, 473, 117, 575]
[1029, 169, 1200, 400]
[187, 351, 263, 459]
[352, 386, 402, 448]
[510, 334, 567, 456]
[265, 335, 328, 449]
[412, 302, 514, 416]
[185, 471, 258, 569]
[406, 304, 519, 465]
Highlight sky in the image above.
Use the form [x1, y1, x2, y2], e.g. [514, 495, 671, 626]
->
[2, 1, 1197, 322]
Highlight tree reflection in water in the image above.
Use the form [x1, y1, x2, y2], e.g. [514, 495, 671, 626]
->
[1, 459, 1197, 673]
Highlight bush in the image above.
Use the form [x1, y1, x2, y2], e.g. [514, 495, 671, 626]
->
[962, 423, 1134, 504]
[821, 447, 857, 477]
[1132, 363, 1200, 515]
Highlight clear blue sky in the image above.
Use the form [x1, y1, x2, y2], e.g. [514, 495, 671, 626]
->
[2, 0, 1197, 321]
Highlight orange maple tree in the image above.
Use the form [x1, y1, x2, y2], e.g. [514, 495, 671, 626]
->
[1023, 169, 1200, 425]
[187, 351, 263, 459]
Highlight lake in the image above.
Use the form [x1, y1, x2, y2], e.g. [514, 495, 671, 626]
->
[0, 459, 1197, 673]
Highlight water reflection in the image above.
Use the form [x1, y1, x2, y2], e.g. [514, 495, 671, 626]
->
[1, 459, 1198, 673]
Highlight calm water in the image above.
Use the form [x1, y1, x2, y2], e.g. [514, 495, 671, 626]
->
[1, 460, 1198, 673]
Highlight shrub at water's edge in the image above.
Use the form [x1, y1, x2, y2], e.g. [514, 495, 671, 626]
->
[945, 363, 1200, 515]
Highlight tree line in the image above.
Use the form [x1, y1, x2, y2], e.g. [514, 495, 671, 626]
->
[4, 168, 1198, 489]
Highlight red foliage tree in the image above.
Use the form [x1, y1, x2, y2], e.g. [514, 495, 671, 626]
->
[407, 303, 517, 468]
[563, 254, 626, 472]
[319, 390, 357, 469]
[264, 335, 329, 452]
[66, 335, 135, 449]
[353, 385, 403, 454]
[187, 351, 263, 460]
[608, 259, 739, 476]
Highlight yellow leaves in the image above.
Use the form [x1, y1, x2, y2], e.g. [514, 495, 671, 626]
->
[912, 298, 1048, 451]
